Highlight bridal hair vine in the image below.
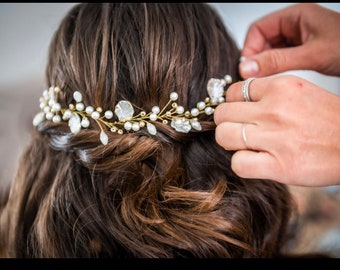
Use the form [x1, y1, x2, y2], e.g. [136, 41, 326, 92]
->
[33, 74, 232, 145]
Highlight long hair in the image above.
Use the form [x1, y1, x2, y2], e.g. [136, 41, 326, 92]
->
[0, 3, 294, 257]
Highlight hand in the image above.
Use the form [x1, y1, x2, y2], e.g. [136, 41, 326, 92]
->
[214, 75, 340, 187]
[239, 3, 340, 78]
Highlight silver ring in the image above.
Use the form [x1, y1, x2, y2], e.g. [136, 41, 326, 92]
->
[242, 77, 255, 102]
[242, 123, 249, 149]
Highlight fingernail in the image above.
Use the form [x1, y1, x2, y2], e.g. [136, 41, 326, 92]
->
[239, 56, 246, 63]
[240, 59, 259, 77]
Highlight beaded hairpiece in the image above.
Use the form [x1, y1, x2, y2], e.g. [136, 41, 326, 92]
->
[33, 74, 232, 145]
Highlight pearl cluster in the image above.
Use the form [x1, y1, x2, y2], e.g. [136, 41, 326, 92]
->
[33, 74, 232, 145]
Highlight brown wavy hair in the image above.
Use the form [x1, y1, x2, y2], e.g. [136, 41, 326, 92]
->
[0, 3, 295, 258]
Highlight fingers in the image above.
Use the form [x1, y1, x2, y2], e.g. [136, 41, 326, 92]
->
[224, 76, 268, 103]
[214, 101, 260, 125]
[231, 150, 280, 182]
[238, 3, 327, 78]
[239, 4, 332, 78]
[215, 122, 257, 151]
[214, 77, 267, 125]
[241, 4, 305, 59]
[225, 78, 256, 102]
[215, 121, 271, 152]
[239, 46, 315, 78]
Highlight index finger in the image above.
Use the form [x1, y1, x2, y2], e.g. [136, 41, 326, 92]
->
[242, 4, 304, 58]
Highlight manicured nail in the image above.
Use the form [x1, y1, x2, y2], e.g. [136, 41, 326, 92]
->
[239, 56, 246, 63]
[240, 59, 259, 77]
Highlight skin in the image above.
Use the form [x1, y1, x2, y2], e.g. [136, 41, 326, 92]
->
[239, 3, 340, 77]
[214, 3, 340, 187]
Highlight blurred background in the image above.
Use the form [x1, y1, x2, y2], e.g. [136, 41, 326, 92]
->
[1, 3, 340, 257]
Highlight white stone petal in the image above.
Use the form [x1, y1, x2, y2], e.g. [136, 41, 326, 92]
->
[207, 78, 224, 100]
[171, 117, 191, 133]
[73, 91, 82, 102]
[100, 130, 109, 145]
[68, 113, 81, 134]
[147, 122, 157, 135]
[115, 100, 134, 121]
[33, 111, 45, 126]
[190, 119, 202, 131]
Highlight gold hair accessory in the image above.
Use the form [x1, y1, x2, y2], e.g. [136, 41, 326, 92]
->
[33, 74, 232, 145]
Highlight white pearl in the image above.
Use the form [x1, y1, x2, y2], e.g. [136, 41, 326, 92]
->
[76, 103, 85, 111]
[205, 107, 213, 115]
[224, 74, 232, 84]
[149, 113, 158, 121]
[197, 101, 206, 110]
[170, 92, 178, 101]
[104, 110, 113, 119]
[191, 108, 199, 116]
[132, 123, 140, 131]
[91, 111, 100, 120]
[210, 97, 219, 105]
[43, 106, 51, 113]
[48, 99, 55, 107]
[81, 118, 90, 128]
[220, 79, 226, 86]
[124, 122, 132, 130]
[151, 106, 160, 114]
[218, 97, 225, 103]
[51, 103, 61, 112]
[85, 106, 94, 114]
[63, 109, 72, 120]
[73, 91, 82, 102]
[176, 106, 184, 114]
[52, 115, 61, 123]
[46, 112, 54, 120]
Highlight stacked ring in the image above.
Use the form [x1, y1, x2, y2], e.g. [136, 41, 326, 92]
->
[242, 77, 255, 102]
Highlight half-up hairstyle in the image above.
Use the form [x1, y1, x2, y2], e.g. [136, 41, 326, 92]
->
[0, 3, 295, 258]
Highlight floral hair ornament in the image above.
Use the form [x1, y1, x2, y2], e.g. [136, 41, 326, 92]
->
[33, 74, 232, 145]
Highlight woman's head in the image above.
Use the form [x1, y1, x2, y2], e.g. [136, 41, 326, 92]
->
[0, 3, 295, 258]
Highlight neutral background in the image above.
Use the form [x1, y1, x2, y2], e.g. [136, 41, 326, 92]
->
[1, 2, 340, 184]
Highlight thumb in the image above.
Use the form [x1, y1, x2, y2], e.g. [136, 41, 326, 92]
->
[239, 46, 312, 78]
